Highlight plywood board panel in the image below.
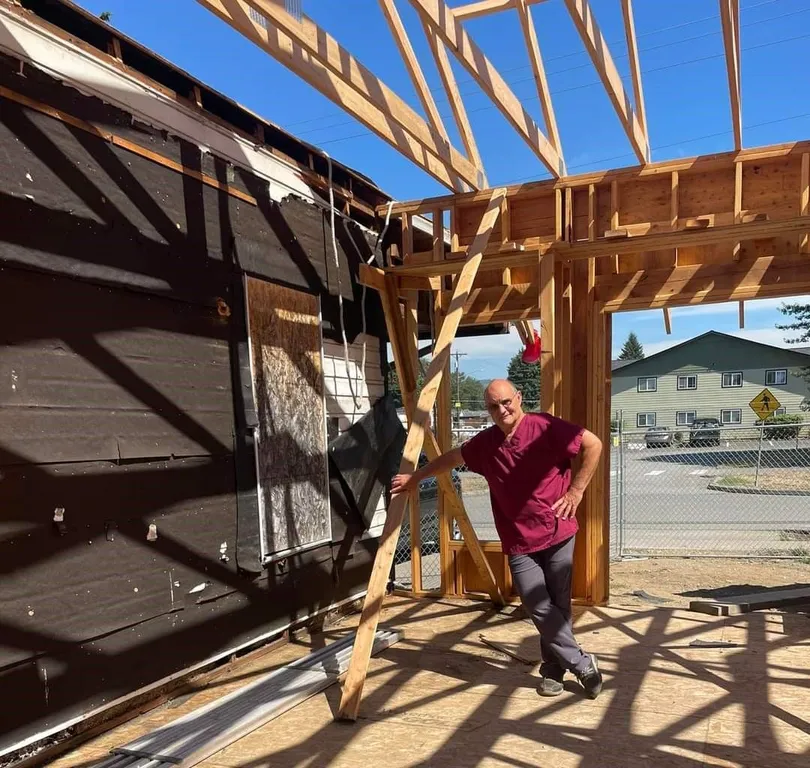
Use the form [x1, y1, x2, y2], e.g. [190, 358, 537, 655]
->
[679, 169, 735, 218]
[246, 278, 329, 558]
[745, 158, 802, 216]
[510, 193, 556, 240]
[458, 202, 502, 246]
[619, 175, 670, 225]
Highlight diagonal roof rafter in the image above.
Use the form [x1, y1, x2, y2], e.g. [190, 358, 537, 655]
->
[719, 0, 743, 150]
[198, 0, 479, 191]
[421, 17, 487, 184]
[562, 0, 650, 164]
[515, 0, 563, 164]
[194, 0, 763, 194]
[409, 0, 564, 178]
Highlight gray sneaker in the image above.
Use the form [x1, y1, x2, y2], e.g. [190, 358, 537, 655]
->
[577, 654, 603, 699]
[537, 676, 564, 697]
[537, 663, 565, 697]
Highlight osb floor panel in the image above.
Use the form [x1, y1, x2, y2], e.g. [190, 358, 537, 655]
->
[53, 597, 810, 768]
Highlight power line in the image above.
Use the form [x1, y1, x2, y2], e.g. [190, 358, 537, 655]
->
[299, 0, 810, 139]
[313, 29, 810, 150]
[281, 0, 792, 134]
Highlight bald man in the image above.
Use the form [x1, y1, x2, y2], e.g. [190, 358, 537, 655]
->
[392, 379, 604, 699]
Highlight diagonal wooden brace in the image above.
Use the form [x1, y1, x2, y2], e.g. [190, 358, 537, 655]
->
[337, 188, 507, 721]
[382, 277, 504, 607]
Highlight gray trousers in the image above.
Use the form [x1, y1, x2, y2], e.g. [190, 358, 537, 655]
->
[508, 536, 590, 677]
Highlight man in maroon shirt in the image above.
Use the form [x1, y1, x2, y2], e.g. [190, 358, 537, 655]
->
[391, 379, 604, 699]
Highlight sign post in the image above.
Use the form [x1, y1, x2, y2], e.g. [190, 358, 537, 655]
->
[749, 388, 781, 488]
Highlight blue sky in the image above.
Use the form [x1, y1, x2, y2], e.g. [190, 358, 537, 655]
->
[75, 0, 810, 378]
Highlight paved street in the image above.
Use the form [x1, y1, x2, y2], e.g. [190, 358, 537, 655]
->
[458, 439, 810, 556]
[393, 438, 810, 590]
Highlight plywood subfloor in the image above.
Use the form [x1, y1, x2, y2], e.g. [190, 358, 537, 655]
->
[52, 596, 809, 768]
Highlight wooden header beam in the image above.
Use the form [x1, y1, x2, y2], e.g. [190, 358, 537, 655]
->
[377, 138, 810, 216]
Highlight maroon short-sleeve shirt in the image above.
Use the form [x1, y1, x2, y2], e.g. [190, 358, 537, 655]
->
[460, 412, 585, 555]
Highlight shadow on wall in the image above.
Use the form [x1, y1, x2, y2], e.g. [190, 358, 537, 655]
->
[0, 54, 386, 754]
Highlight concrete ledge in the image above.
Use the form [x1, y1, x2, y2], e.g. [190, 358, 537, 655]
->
[707, 482, 810, 497]
[689, 586, 810, 616]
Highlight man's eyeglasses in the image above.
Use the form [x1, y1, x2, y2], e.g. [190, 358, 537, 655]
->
[486, 397, 516, 412]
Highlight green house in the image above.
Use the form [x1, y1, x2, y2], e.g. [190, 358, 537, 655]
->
[611, 332, 810, 431]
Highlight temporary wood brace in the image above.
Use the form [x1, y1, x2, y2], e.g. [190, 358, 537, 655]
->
[337, 188, 507, 721]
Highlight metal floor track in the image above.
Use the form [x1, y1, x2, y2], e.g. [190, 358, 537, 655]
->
[94, 628, 401, 768]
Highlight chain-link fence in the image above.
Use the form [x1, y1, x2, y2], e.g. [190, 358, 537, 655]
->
[613, 419, 810, 558]
[392, 427, 495, 591]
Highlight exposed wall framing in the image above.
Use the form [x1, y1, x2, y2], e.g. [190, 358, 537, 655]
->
[340, 138, 810, 718]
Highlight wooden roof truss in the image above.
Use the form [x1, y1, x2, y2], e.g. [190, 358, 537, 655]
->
[195, 0, 677, 189]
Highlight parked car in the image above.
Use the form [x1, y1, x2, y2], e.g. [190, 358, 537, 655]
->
[396, 452, 463, 561]
[644, 425, 673, 448]
[689, 417, 721, 446]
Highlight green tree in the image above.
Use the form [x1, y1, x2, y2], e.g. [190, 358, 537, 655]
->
[618, 331, 645, 360]
[777, 302, 810, 410]
[507, 352, 541, 411]
[453, 371, 485, 410]
[386, 366, 424, 409]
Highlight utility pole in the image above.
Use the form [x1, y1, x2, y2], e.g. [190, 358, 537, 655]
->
[450, 351, 468, 410]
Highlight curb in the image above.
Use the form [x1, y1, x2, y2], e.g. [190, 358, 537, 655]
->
[708, 482, 810, 497]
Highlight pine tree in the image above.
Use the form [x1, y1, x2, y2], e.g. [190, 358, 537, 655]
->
[777, 302, 810, 410]
[506, 352, 541, 411]
[618, 332, 645, 360]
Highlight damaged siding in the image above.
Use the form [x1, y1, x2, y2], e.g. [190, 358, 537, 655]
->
[323, 335, 388, 535]
[0, 5, 391, 755]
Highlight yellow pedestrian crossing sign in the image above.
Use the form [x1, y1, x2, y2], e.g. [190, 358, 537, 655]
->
[749, 388, 781, 420]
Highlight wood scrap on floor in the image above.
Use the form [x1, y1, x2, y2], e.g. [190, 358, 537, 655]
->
[478, 635, 535, 666]
[689, 586, 810, 616]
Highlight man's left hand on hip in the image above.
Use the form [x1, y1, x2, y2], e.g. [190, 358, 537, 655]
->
[552, 487, 584, 520]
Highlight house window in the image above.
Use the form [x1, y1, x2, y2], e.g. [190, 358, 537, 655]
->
[677, 375, 697, 391]
[676, 411, 697, 426]
[637, 412, 656, 428]
[766, 369, 787, 386]
[637, 377, 657, 393]
[720, 409, 742, 425]
[722, 372, 743, 388]
[774, 407, 786, 416]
